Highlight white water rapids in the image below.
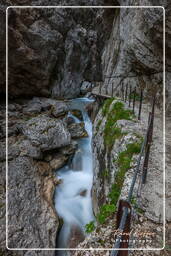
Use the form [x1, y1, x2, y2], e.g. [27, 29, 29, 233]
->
[55, 98, 95, 252]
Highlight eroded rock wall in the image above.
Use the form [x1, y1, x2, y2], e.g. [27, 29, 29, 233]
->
[102, 0, 171, 112]
[0, 0, 117, 99]
[0, 97, 88, 255]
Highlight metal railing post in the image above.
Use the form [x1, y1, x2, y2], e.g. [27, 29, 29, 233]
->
[132, 89, 136, 114]
[106, 83, 108, 95]
[125, 84, 128, 102]
[100, 82, 102, 94]
[112, 82, 114, 97]
[138, 89, 143, 120]
[129, 85, 132, 107]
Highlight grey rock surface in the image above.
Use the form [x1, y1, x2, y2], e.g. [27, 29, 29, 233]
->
[0, 99, 78, 255]
[0, 0, 108, 99]
[68, 122, 88, 139]
[102, 1, 171, 112]
[20, 115, 71, 151]
[80, 81, 93, 95]
[92, 99, 143, 215]
[51, 101, 68, 117]
[8, 156, 58, 250]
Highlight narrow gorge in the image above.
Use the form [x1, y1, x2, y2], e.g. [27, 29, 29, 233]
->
[0, 1, 171, 256]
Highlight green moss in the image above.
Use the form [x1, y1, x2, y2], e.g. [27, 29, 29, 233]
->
[96, 100, 142, 226]
[85, 221, 95, 233]
[102, 98, 115, 116]
[103, 101, 133, 151]
[97, 203, 116, 224]
[109, 141, 141, 206]
[101, 168, 109, 178]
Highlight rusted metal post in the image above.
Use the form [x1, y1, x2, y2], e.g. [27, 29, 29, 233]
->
[138, 89, 143, 120]
[116, 200, 131, 256]
[129, 85, 132, 107]
[132, 89, 136, 114]
[99, 82, 102, 94]
[121, 82, 124, 100]
[142, 97, 155, 184]
[142, 143, 150, 184]
[112, 82, 114, 97]
[106, 83, 108, 95]
[148, 95, 156, 142]
[125, 84, 128, 102]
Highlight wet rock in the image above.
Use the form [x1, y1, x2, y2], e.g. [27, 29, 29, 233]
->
[20, 115, 71, 151]
[68, 224, 85, 248]
[51, 101, 68, 117]
[78, 189, 87, 197]
[85, 100, 98, 121]
[60, 140, 78, 156]
[49, 154, 68, 171]
[70, 109, 83, 121]
[68, 122, 88, 139]
[36, 161, 51, 176]
[80, 81, 92, 95]
[64, 115, 76, 125]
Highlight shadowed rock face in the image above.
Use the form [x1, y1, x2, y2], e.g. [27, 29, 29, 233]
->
[0, 0, 116, 99]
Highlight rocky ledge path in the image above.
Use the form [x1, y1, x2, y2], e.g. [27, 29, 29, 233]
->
[71, 99, 171, 256]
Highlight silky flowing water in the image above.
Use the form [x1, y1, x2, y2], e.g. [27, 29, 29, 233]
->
[55, 98, 95, 253]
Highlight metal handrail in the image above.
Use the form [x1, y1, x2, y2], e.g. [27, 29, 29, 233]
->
[110, 106, 154, 255]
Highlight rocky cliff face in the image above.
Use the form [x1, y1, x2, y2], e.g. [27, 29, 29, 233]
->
[1, 0, 171, 255]
[92, 99, 143, 214]
[0, 97, 88, 255]
[102, 0, 171, 112]
[0, 0, 117, 99]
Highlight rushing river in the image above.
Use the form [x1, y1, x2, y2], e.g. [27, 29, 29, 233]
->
[55, 98, 95, 253]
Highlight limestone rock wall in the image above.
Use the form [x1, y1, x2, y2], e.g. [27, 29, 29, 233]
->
[0, 97, 88, 255]
[102, 0, 171, 113]
[0, 0, 116, 99]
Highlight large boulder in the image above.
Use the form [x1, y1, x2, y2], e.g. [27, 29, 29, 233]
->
[51, 101, 68, 117]
[68, 122, 88, 139]
[20, 115, 71, 151]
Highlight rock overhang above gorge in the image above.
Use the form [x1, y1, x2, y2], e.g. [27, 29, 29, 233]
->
[2, 4, 109, 99]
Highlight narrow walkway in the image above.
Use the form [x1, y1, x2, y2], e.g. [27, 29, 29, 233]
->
[72, 92, 170, 255]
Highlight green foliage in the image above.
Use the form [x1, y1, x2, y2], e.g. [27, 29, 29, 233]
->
[102, 98, 115, 116]
[101, 168, 109, 178]
[103, 101, 133, 151]
[96, 100, 143, 226]
[108, 183, 121, 205]
[85, 221, 95, 233]
[108, 141, 141, 207]
[97, 204, 116, 224]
